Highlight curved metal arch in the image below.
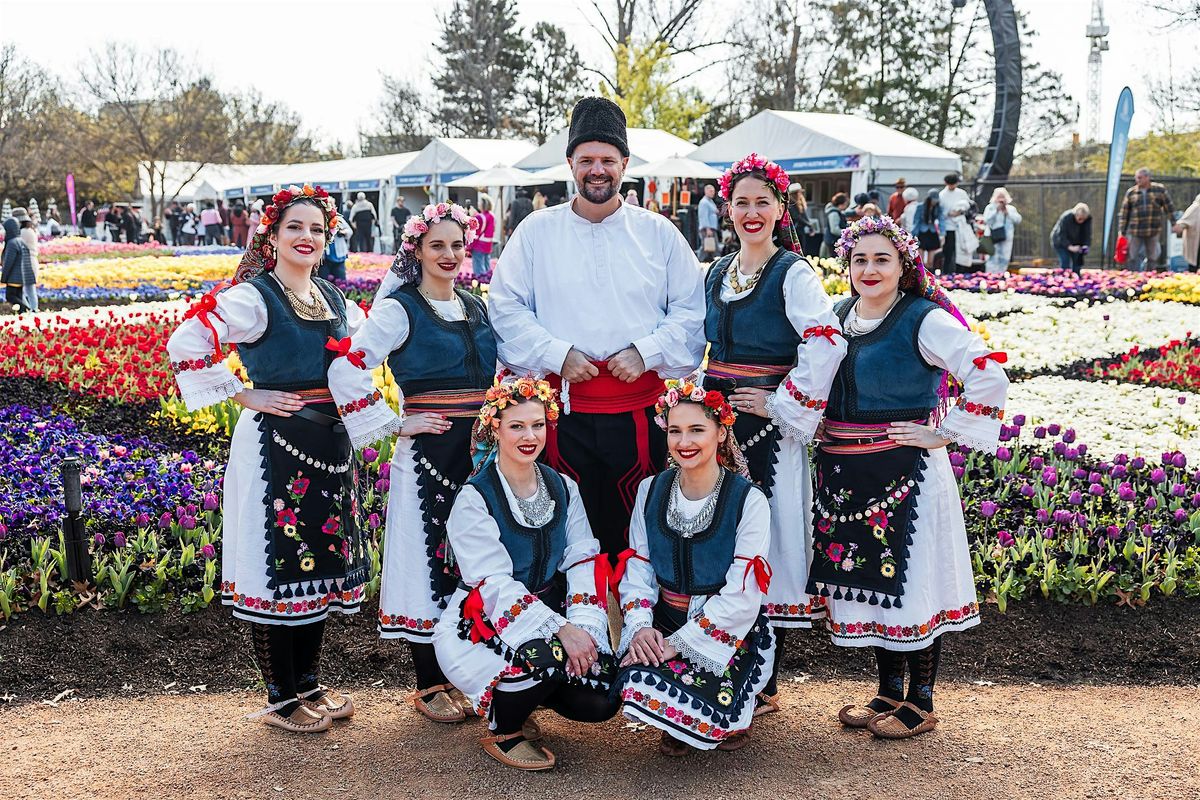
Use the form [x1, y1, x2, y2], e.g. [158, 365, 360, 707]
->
[972, 0, 1022, 206]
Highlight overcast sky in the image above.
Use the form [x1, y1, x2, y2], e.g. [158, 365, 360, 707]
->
[0, 0, 1187, 150]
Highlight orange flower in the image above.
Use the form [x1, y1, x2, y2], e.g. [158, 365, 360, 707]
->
[302, 184, 315, 197]
[518, 382, 534, 398]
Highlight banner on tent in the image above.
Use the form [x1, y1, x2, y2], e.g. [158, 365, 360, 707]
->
[394, 174, 434, 187]
[250, 184, 276, 195]
[224, 188, 245, 199]
[346, 180, 380, 191]
[703, 154, 863, 174]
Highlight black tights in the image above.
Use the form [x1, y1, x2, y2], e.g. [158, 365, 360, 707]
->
[250, 619, 326, 715]
[491, 680, 620, 747]
[872, 638, 944, 728]
[409, 642, 450, 691]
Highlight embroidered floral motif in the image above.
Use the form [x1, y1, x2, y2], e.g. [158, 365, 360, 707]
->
[956, 397, 1005, 420]
[566, 593, 604, 609]
[170, 353, 224, 374]
[697, 615, 743, 648]
[622, 598, 653, 612]
[764, 598, 826, 617]
[337, 389, 383, 417]
[620, 688, 732, 739]
[222, 581, 365, 616]
[494, 593, 538, 632]
[784, 378, 827, 410]
[827, 602, 981, 644]
[378, 610, 438, 631]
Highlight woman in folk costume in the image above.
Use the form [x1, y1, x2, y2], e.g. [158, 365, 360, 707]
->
[327, 202, 495, 724]
[811, 215, 1009, 738]
[432, 374, 619, 771]
[613, 377, 775, 756]
[166, 185, 368, 732]
[701, 153, 846, 715]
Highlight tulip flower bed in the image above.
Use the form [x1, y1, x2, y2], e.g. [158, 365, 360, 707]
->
[1072, 339, 1200, 393]
[959, 415, 1200, 611]
[938, 269, 1162, 301]
[1140, 272, 1200, 305]
[335, 269, 491, 303]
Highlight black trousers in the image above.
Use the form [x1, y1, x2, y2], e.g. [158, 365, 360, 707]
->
[549, 407, 666, 560]
[491, 680, 620, 735]
[942, 229, 957, 274]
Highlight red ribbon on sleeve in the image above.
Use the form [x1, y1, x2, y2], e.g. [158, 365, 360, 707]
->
[803, 325, 841, 345]
[564, 553, 612, 609]
[736, 555, 773, 593]
[182, 281, 230, 358]
[973, 351, 1008, 370]
[609, 548, 651, 601]
[462, 582, 495, 644]
[325, 336, 366, 369]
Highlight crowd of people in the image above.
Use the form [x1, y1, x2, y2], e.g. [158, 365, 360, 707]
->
[166, 97, 1011, 771]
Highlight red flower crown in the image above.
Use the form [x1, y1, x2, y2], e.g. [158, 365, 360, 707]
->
[654, 375, 736, 429]
[718, 153, 791, 201]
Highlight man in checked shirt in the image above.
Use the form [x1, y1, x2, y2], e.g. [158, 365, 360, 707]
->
[1119, 167, 1176, 271]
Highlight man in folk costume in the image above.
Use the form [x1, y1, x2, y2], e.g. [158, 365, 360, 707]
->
[489, 97, 706, 562]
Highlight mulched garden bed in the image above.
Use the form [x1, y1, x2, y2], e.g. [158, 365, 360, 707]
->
[3, 598, 1197, 705]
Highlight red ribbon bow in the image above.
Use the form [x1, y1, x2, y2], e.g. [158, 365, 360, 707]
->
[736, 555, 773, 593]
[462, 583, 495, 644]
[565, 553, 612, 609]
[183, 282, 229, 358]
[973, 351, 1008, 370]
[609, 548, 650, 601]
[325, 336, 366, 369]
[803, 325, 841, 345]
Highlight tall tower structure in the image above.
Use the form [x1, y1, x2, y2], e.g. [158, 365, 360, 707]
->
[1086, 1, 1110, 142]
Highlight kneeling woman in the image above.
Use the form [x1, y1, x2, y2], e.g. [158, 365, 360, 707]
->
[613, 379, 775, 755]
[329, 202, 493, 724]
[432, 375, 618, 771]
[166, 186, 368, 732]
[811, 216, 1008, 738]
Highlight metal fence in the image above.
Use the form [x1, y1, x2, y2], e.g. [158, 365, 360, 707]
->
[964, 175, 1200, 268]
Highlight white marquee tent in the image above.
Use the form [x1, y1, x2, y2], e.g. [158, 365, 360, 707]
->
[689, 110, 962, 198]
[515, 127, 696, 172]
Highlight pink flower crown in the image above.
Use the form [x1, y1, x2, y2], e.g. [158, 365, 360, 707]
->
[477, 372, 560, 430]
[654, 376, 737, 430]
[834, 214, 921, 268]
[718, 153, 791, 201]
[399, 202, 479, 253]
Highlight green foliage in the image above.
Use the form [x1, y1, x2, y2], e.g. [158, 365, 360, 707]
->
[433, 0, 529, 138]
[1084, 129, 1200, 178]
[600, 41, 710, 141]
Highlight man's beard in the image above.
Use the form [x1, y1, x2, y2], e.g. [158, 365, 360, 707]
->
[580, 176, 618, 204]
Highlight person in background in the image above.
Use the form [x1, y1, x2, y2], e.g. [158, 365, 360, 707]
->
[166, 201, 183, 245]
[785, 183, 818, 257]
[532, 190, 547, 211]
[12, 208, 39, 311]
[80, 200, 98, 239]
[247, 199, 264, 246]
[982, 188, 1021, 273]
[180, 204, 198, 245]
[850, 192, 871, 222]
[469, 194, 496, 276]
[216, 199, 230, 244]
[106, 205, 125, 242]
[624, 188, 640, 207]
[822, 192, 850, 258]
[200, 201, 223, 246]
[2, 217, 32, 311]
[1172, 192, 1200, 273]
[230, 201, 251, 248]
[350, 192, 378, 253]
[125, 205, 144, 244]
[861, 203, 882, 220]
[911, 189, 944, 268]
[1119, 168, 1175, 271]
[150, 217, 168, 245]
[390, 196, 412, 253]
[899, 186, 920, 232]
[506, 188, 534, 236]
[887, 178, 908, 221]
[697, 183, 720, 261]
[938, 174, 972, 274]
[319, 217, 352, 282]
[1050, 203, 1092, 274]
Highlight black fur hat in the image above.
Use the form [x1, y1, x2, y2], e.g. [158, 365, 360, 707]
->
[566, 97, 629, 158]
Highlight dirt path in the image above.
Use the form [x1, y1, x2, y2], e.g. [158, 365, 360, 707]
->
[3, 678, 1197, 800]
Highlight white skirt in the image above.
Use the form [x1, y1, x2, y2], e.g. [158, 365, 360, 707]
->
[219, 412, 364, 625]
[377, 436, 451, 640]
[762, 435, 825, 628]
[819, 447, 981, 651]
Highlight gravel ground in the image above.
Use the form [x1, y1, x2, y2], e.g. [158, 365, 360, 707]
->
[3, 678, 1197, 800]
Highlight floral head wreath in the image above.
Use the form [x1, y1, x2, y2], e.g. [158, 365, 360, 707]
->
[389, 201, 480, 286]
[654, 375, 750, 478]
[470, 371, 560, 473]
[835, 214, 968, 328]
[717, 152, 802, 255]
[233, 184, 339, 284]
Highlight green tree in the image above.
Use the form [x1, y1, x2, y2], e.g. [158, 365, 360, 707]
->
[600, 40, 709, 141]
[519, 22, 583, 144]
[433, 0, 528, 138]
[226, 90, 320, 164]
[1084, 130, 1200, 177]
